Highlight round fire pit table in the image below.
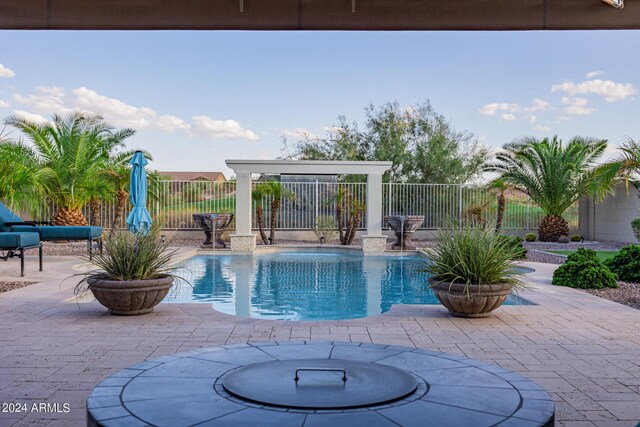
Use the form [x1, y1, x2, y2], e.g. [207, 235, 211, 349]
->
[87, 342, 554, 427]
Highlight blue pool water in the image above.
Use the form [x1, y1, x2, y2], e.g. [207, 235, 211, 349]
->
[167, 250, 533, 321]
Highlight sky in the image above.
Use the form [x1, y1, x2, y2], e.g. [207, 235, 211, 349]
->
[0, 30, 639, 178]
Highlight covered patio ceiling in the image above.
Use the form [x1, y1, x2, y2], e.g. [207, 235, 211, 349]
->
[0, 0, 637, 31]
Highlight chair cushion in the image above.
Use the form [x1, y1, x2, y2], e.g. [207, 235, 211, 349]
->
[0, 232, 40, 249]
[11, 225, 103, 240]
[0, 202, 25, 232]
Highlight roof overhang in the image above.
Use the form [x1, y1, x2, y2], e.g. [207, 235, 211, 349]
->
[0, 0, 637, 31]
[226, 160, 392, 175]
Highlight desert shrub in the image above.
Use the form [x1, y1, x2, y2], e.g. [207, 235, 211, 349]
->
[524, 233, 536, 242]
[558, 236, 570, 244]
[498, 235, 527, 259]
[570, 234, 582, 242]
[552, 248, 617, 289]
[605, 245, 640, 283]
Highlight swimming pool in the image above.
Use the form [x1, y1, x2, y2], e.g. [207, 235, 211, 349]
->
[167, 250, 533, 321]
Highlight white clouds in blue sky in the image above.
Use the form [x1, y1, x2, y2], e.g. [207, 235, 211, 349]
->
[0, 30, 639, 175]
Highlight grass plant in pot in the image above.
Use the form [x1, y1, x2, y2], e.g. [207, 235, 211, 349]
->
[421, 224, 525, 318]
[75, 226, 179, 315]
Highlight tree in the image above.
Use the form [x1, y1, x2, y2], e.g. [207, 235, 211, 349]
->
[615, 138, 640, 195]
[488, 178, 508, 233]
[281, 100, 489, 184]
[251, 183, 270, 245]
[336, 188, 365, 246]
[485, 136, 618, 242]
[2, 112, 136, 225]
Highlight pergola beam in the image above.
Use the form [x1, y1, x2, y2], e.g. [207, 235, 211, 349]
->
[0, 0, 638, 31]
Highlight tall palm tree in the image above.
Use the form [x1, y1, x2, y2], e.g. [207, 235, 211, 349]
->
[3, 112, 136, 225]
[485, 136, 618, 242]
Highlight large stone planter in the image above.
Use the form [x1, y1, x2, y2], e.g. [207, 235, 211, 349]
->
[430, 279, 512, 318]
[87, 275, 174, 315]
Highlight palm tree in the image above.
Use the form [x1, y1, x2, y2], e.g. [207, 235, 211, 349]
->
[251, 183, 269, 245]
[0, 132, 40, 210]
[488, 178, 508, 233]
[485, 136, 618, 242]
[616, 138, 640, 192]
[3, 112, 136, 225]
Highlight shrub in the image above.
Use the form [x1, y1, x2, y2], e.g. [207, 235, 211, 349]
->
[558, 236, 570, 244]
[498, 235, 527, 259]
[605, 245, 640, 283]
[421, 225, 524, 289]
[570, 234, 582, 242]
[524, 233, 536, 242]
[552, 248, 617, 289]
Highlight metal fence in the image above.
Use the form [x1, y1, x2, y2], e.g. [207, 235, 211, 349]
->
[21, 180, 578, 231]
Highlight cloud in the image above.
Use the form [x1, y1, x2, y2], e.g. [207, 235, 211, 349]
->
[191, 116, 258, 140]
[281, 127, 318, 140]
[561, 96, 596, 115]
[585, 71, 605, 79]
[0, 100, 9, 108]
[523, 98, 551, 113]
[14, 86, 68, 113]
[12, 110, 48, 123]
[552, 78, 636, 102]
[0, 63, 15, 78]
[500, 113, 516, 121]
[11, 85, 259, 141]
[478, 103, 519, 116]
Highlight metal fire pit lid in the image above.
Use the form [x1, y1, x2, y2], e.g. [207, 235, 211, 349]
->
[222, 358, 418, 409]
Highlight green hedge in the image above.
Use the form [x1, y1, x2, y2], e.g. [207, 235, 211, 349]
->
[552, 248, 617, 289]
[605, 245, 640, 283]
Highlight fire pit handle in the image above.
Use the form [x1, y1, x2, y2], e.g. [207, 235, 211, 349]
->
[294, 367, 347, 382]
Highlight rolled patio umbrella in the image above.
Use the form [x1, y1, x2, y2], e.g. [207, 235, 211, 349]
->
[126, 151, 152, 234]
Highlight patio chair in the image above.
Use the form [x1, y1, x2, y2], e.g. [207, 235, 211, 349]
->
[0, 202, 103, 260]
[0, 231, 43, 276]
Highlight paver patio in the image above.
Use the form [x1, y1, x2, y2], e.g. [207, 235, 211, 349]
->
[1, 253, 639, 426]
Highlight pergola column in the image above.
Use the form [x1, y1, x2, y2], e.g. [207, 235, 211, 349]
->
[230, 172, 256, 252]
[361, 172, 387, 253]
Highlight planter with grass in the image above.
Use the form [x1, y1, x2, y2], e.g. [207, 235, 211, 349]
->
[76, 226, 179, 315]
[421, 225, 524, 318]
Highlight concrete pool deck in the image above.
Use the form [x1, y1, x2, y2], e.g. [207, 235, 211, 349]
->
[0, 253, 640, 426]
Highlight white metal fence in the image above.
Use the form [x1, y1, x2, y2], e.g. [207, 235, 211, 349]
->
[21, 180, 578, 231]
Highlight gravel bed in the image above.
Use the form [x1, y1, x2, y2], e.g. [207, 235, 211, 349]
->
[584, 282, 640, 310]
[525, 249, 566, 265]
[0, 281, 38, 294]
[523, 240, 627, 252]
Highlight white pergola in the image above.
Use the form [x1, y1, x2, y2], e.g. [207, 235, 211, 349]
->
[225, 159, 393, 252]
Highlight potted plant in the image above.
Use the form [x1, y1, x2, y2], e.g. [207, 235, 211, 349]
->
[421, 225, 525, 318]
[75, 226, 179, 315]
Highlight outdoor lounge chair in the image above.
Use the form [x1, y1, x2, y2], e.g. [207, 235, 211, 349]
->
[0, 231, 43, 276]
[0, 202, 102, 260]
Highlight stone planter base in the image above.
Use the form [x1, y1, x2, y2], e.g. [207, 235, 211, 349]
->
[430, 280, 513, 318]
[362, 235, 387, 254]
[87, 275, 174, 315]
[230, 234, 257, 252]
